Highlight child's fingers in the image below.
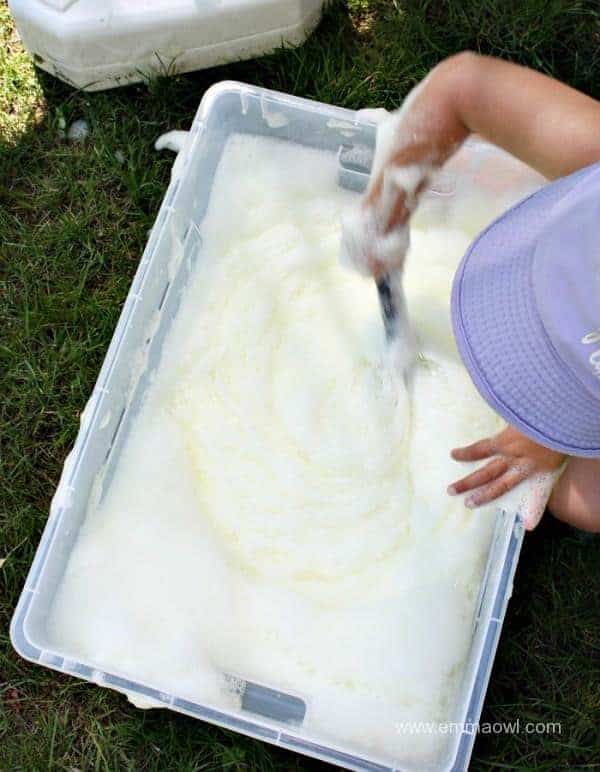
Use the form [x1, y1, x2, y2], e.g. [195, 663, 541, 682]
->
[463, 466, 528, 508]
[451, 437, 496, 462]
[447, 456, 509, 496]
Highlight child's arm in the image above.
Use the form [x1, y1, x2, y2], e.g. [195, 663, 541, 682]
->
[547, 458, 600, 532]
[437, 53, 600, 180]
[388, 51, 600, 180]
[360, 52, 600, 277]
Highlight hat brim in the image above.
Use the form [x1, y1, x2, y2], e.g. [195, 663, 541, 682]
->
[451, 163, 600, 457]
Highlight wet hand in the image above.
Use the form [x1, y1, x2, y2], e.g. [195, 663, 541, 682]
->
[447, 425, 566, 509]
[341, 61, 471, 280]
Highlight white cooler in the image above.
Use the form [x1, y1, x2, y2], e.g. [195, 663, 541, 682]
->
[8, 0, 325, 90]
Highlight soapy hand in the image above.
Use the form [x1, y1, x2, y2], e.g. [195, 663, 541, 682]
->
[339, 102, 432, 279]
[340, 59, 470, 278]
[447, 425, 566, 520]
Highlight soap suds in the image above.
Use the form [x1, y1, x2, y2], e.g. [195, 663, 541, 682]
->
[355, 107, 389, 125]
[67, 119, 89, 142]
[154, 130, 188, 154]
[48, 134, 547, 767]
[260, 95, 289, 128]
[155, 130, 190, 180]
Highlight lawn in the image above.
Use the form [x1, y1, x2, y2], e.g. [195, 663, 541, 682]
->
[1, 0, 599, 769]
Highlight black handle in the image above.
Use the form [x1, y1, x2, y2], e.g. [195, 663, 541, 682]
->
[376, 274, 398, 340]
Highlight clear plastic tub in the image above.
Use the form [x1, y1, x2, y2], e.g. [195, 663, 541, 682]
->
[11, 82, 541, 771]
[8, 0, 324, 91]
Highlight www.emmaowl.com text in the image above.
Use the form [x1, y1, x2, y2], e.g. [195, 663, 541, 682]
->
[395, 719, 562, 735]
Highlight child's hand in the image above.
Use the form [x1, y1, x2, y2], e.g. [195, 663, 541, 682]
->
[447, 425, 566, 509]
[341, 57, 470, 279]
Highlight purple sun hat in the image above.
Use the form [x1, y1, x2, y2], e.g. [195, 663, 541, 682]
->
[451, 159, 600, 457]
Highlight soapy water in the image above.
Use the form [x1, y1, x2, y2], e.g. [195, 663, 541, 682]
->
[48, 134, 551, 765]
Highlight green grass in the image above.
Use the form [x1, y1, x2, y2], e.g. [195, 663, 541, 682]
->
[1, 0, 599, 769]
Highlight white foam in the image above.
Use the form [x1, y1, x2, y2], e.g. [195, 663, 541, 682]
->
[48, 135, 540, 766]
[154, 130, 189, 154]
[67, 119, 89, 142]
